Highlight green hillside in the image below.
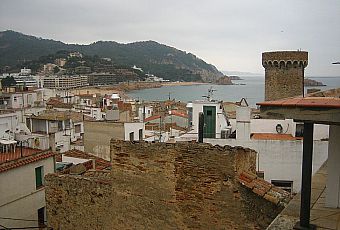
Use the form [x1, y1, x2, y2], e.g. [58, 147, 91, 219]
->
[0, 30, 223, 82]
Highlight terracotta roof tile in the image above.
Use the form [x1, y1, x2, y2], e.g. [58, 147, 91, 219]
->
[238, 171, 291, 207]
[257, 97, 340, 109]
[0, 150, 55, 173]
[251, 133, 302, 141]
[144, 115, 161, 122]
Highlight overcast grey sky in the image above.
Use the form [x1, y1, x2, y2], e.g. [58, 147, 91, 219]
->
[1, 0, 340, 76]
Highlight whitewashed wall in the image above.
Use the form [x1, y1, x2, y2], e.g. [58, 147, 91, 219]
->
[0, 157, 55, 228]
[206, 138, 328, 193]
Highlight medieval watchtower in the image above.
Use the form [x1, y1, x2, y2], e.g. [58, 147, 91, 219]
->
[262, 51, 308, 101]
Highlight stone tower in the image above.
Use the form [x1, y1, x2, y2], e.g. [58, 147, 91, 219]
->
[262, 51, 308, 101]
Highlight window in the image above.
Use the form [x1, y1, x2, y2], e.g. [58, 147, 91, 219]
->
[13, 96, 17, 102]
[295, 123, 304, 137]
[129, 132, 134, 141]
[75, 124, 81, 133]
[37, 207, 45, 227]
[139, 129, 143, 141]
[58, 121, 63, 131]
[35, 166, 44, 189]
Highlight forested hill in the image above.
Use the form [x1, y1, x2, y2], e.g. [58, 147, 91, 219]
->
[0, 30, 223, 82]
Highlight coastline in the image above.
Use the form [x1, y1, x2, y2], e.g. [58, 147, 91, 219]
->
[160, 81, 208, 87]
[69, 81, 207, 99]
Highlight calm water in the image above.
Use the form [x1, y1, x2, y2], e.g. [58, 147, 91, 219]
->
[127, 76, 340, 107]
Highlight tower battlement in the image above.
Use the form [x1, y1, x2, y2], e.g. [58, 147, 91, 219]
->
[262, 51, 308, 101]
[262, 51, 308, 68]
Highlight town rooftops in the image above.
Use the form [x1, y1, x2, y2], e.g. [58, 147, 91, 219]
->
[30, 110, 95, 122]
[0, 148, 55, 173]
[46, 98, 73, 109]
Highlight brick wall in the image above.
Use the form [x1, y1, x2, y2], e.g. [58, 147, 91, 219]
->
[45, 141, 283, 229]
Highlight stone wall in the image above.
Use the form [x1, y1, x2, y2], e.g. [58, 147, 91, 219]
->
[45, 141, 284, 229]
[45, 173, 114, 230]
[262, 51, 308, 101]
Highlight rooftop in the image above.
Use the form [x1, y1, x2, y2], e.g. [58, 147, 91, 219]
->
[61, 149, 111, 171]
[0, 148, 55, 173]
[30, 110, 95, 122]
[251, 133, 302, 141]
[258, 96, 340, 125]
[257, 97, 340, 109]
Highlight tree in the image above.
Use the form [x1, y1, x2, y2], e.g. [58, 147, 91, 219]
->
[53, 66, 60, 74]
[1, 76, 17, 87]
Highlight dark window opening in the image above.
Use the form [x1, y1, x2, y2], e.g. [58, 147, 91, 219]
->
[38, 207, 45, 227]
[129, 132, 134, 141]
[295, 123, 304, 137]
[139, 129, 143, 141]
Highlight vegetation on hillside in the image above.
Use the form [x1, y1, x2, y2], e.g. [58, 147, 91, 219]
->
[0, 30, 223, 82]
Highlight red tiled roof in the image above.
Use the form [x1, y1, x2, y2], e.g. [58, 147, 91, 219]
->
[251, 133, 302, 141]
[238, 171, 291, 206]
[170, 110, 188, 118]
[144, 115, 161, 122]
[0, 149, 55, 173]
[62, 149, 111, 171]
[257, 97, 340, 109]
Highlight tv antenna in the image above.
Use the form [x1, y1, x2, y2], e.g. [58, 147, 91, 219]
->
[202, 87, 216, 101]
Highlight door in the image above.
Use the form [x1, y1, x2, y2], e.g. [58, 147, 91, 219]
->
[203, 106, 216, 138]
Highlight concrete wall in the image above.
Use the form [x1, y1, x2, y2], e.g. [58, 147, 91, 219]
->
[228, 118, 329, 140]
[206, 138, 328, 192]
[84, 121, 124, 160]
[9, 92, 38, 109]
[0, 157, 55, 229]
[164, 115, 188, 128]
[0, 112, 17, 138]
[124, 122, 145, 141]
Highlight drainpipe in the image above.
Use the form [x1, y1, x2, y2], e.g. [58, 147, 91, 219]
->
[198, 112, 204, 143]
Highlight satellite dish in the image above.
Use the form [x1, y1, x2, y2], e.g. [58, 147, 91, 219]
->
[276, 124, 283, 134]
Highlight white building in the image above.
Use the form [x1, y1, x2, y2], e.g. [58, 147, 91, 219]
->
[0, 90, 38, 109]
[205, 104, 329, 193]
[43, 75, 88, 89]
[0, 111, 18, 139]
[20, 68, 32, 75]
[187, 100, 231, 139]
[138, 105, 153, 121]
[27, 110, 87, 153]
[0, 149, 55, 229]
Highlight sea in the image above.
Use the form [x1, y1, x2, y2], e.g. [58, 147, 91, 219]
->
[127, 76, 340, 107]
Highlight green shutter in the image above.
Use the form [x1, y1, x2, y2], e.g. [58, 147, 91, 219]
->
[203, 106, 216, 138]
[35, 166, 43, 188]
